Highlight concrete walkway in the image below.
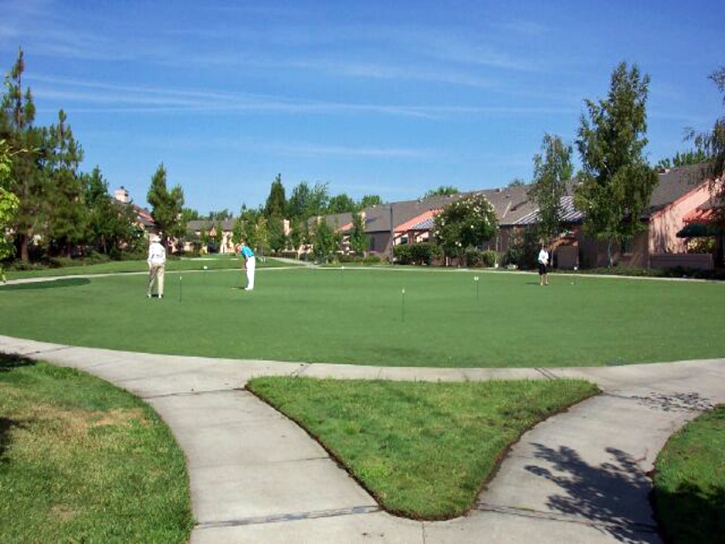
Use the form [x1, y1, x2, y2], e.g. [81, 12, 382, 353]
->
[1, 334, 723, 543]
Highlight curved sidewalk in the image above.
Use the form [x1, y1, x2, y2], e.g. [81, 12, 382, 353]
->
[1, 334, 723, 543]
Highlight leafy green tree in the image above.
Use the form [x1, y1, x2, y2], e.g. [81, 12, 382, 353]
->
[267, 215, 287, 252]
[655, 149, 710, 170]
[311, 218, 337, 262]
[147, 164, 185, 247]
[212, 220, 224, 251]
[43, 110, 85, 257]
[0, 47, 43, 262]
[83, 166, 137, 256]
[575, 61, 658, 267]
[528, 134, 573, 243]
[349, 212, 368, 255]
[182, 208, 200, 222]
[507, 178, 527, 188]
[432, 193, 498, 264]
[327, 193, 356, 214]
[264, 174, 286, 218]
[359, 194, 382, 209]
[208, 209, 232, 221]
[0, 139, 19, 281]
[689, 65, 725, 265]
[423, 185, 459, 199]
[255, 214, 269, 256]
[288, 218, 310, 252]
[288, 181, 330, 219]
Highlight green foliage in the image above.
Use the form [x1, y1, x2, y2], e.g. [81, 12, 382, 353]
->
[655, 149, 710, 170]
[575, 61, 659, 267]
[248, 377, 598, 519]
[287, 181, 329, 220]
[503, 227, 539, 269]
[311, 218, 340, 262]
[464, 248, 497, 267]
[327, 193, 357, 214]
[432, 193, 498, 263]
[423, 185, 459, 199]
[393, 242, 441, 265]
[264, 174, 286, 218]
[359, 194, 382, 209]
[349, 212, 368, 255]
[146, 164, 185, 246]
[0, 141, 19, 280]
[528, 133, 573, 243]
[267, 215, 287, 252]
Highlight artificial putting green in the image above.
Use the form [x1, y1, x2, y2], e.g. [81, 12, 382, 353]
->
[1, 266, 724, 367]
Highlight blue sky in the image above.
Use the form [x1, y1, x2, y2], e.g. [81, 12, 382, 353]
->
[1, 0, 723, 213]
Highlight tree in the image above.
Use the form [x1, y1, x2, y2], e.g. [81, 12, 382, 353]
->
[311, 218, 339, 263]
[43, 110, 85, 257]
[423, 185, 459, 199]
[655, 149, 710, 170]
[147, 164, 185, 247]
[83, 166, 137, 256]
[507, 178, 527, 188]
[0, 139, 19, 282]
[327, 193, 356, 214]
[359, 194, 382, 209]
[528, 134, 573, 243]
[689, 66, 725, 265]
[264, 174, 286, 217]
[267, 215, 287, 252]
[432, 193, 498, 264]
[0, 47, 43, 262]
[349, 212, 368, 255]
[575, 61, 658, 267]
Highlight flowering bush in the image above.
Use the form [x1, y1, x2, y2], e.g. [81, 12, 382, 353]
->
[432, 194, 498, 262]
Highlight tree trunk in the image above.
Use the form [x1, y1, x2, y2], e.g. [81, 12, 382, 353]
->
[607, 239, 614, 268]
[19, 232, 29, 262]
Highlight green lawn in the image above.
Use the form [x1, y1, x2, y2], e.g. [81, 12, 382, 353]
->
[4, 254, 291, 279]
[248, 376, 599, 519]
[653, 405, 725, 544]
[0, 354, 193, 542]
[1, 267, 723, 367]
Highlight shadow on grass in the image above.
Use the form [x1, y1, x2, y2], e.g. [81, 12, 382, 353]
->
[0, 353, 37, 372]
[0, 417, 26, 464]
[0, 278, 90, 291]
[524, 444, 660, 543]
[653, 481, 725, 544]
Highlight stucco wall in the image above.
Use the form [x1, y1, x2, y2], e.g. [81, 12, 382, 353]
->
[649, 182, 715, 254]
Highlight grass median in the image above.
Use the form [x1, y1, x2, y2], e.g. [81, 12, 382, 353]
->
[247, 376, 599, 519]
[0, 354, 193, 543]
[653, 405, 725, 543]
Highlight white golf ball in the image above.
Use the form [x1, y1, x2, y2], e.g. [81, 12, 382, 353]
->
[203, 266, 208, 270]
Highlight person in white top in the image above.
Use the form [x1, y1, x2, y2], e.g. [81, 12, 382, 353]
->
[147, 235, 167, 298]
[538, 243, 550, 286]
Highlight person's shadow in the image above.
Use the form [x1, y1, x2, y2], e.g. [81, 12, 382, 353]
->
[0, 278, 90, 290]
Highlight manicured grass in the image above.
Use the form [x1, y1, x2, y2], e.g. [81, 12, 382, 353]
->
[0, 267, 723, 367]
[653, 405, 725, 543]
[247, 376, 599, 519]
[0, 354, 194, 543]
[5, 254, 291, 279]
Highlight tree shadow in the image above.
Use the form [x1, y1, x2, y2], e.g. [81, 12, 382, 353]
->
[0, 352, 37, 372]
[0, 277, 90, 290]
[629, 392, 713, 413]
[0, 417, 26, 465]
[653, 480, 725, 544]
[525, 444, 660, 543]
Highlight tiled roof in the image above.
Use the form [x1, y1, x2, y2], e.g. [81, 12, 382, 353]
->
[187, 219, 236, 232]
[512, 195, 585, 226]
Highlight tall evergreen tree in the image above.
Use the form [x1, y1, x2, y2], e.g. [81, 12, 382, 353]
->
[264, 174, 286, 217]
[43, 110, 85, 257]
[0, 47, 43, 262]
[528, 134, 573, 243]
[575, 61, 658, 267]
[147, 163, 185, 247]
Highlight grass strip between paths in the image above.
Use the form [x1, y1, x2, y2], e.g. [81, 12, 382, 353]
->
[653, 404, 725, 544]
[0, 354, 194, 543]
[247, 376, 599, 520]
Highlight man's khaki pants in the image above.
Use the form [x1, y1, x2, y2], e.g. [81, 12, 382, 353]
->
[148, 264, 165, 297]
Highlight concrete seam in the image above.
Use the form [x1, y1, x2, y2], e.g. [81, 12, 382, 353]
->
[291, 363, 310, 377]
[535, 367, 558, 380]
[142, 388, 241, 400]
[475, 503, 659, 533]
[195, 505, 380, 530]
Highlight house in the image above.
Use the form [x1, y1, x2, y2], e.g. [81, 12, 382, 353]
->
[186, 219, 236, 254]
[113, 187, 156, 236]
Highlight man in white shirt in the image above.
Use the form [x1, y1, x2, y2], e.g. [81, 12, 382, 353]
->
[147, 235, 166, 298]
[538, 243, 550, 286]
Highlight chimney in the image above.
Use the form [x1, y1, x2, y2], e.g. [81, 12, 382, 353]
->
[114, 186, 129, 203]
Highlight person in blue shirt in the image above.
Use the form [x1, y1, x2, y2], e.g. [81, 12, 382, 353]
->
[237, 241, 256, 290]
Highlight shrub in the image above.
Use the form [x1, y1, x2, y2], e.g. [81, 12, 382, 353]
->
[394, 243, 440, 265]
[362, 254, 383, 265]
